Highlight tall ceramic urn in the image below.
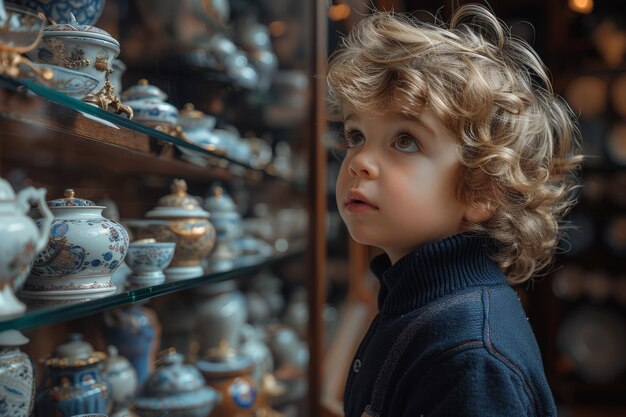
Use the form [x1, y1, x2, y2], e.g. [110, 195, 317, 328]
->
[145, 179, 216, 281]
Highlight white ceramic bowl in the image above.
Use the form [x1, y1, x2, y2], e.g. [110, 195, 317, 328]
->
[20, 63, 99, 99]
[125, 241, 176, 285]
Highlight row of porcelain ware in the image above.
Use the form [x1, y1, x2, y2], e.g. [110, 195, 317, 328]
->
[0, 329, 264, 417]
[119, 79, 273, 170]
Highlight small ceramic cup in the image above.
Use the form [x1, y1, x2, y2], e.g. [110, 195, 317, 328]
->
[125, 240, 176, 287]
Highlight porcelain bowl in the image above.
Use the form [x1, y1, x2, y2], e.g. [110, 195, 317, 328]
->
[20, 63, 99, 99]
[125, 241, 176, 278]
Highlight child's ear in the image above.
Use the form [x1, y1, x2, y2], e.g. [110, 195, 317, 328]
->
[464, 202, 493, 224]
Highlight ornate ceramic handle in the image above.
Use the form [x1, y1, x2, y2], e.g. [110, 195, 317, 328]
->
[18, 187, 53, 252]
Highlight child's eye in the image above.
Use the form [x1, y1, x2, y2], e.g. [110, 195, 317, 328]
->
[393, 134, 420, 153]
[344, 129, 365, 148]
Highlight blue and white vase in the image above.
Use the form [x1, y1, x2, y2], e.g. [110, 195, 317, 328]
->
[21, 188, 129, 302]
[0, 330, 35, 417]
[103, 303, 160, 391]
[36, 333, 111, 416]
[17, 0, 106, 26]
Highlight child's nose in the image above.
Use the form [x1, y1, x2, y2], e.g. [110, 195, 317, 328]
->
[348, 151, 379, 179]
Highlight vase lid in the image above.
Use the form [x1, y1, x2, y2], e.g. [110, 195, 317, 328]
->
[144, 348, 207, 395]
[0, 178, 16, 201]
[121, 79, 168, 102]
[0, 330, 29, 347]
[44, 333, 106, 368]
[197, 340, 254, 374]
[47, 189, 103, 208]
[203, 183, 237, 213]
[178, 103, 217, 131]
[145, 179, 210, 219]
[43, 13, 120, 48]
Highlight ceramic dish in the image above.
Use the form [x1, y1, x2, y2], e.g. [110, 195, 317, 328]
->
[19, 63, 99, 99]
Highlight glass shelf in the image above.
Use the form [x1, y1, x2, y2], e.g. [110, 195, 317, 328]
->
[0, 248, 304, 332]
[0, 76, 304, 188]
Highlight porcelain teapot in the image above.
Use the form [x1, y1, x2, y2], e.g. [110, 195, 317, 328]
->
[0, 178, 52, 318]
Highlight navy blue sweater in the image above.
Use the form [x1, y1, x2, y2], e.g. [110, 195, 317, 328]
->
[344, 233, 556, 417]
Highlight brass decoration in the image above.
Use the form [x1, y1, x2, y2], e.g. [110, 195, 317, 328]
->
[155, 124, 191, 142]
[94, 55, 108, 71]
[83, 68, 133, 118]
[40, 39, 90, 69]
[0, 7, 52, 81]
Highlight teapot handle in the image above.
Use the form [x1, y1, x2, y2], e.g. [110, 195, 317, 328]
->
[18, 187, 53, 253]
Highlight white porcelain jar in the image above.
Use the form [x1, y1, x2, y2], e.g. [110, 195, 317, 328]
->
[0, 178, 52, 317]
[22, 189, 129, 301]
[103, 345, 138, 412]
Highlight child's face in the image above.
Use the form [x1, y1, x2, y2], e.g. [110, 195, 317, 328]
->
[336, 108, 469, 264]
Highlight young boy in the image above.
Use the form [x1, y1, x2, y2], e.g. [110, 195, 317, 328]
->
[327, 4, 582, 417]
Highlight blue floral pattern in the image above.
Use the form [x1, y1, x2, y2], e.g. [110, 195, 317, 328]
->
[31, 218, 128, 278]
[22, 0, 106, 26]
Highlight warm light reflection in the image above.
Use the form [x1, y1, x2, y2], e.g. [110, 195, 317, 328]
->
[569, 0, 593, 14]
[329, 4, 351, 22]
[269, 20, 287, 37]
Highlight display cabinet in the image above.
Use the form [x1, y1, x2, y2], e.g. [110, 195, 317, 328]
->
[0, 0, 326, 416]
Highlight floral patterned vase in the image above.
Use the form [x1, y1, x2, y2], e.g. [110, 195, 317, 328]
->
[103, 303, 160, 390]
[0, 330, 35, 417]
[22, 189, 129, 302]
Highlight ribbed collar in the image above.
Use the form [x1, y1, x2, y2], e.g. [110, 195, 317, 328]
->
[370, 233, 506, 315]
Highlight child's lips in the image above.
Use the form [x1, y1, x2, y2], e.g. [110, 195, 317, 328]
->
[345, 191, 378, 212]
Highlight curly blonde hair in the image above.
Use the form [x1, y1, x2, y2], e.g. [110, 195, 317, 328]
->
[327, 4, 583, 284]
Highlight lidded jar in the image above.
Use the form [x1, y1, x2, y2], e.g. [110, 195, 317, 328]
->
[134, 349, 220, 417]
[23, 189, 129, 300]
[197, 341, 258, 417]
[27, 13, 120, 93]
[178, 103, 227, 155]
[102, 345, 138, 413]
[203, 184, 243, 241]
[0, 330, 36, 417]
[36, 333, 112, 416]
[145, 179, 216, 281]
[121, 79, 179, 127]
[0, 178, 52, 317]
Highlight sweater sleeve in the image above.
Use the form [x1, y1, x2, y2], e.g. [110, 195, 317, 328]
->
[397, 347, 536, 417]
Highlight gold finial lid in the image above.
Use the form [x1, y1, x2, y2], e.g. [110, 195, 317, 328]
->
[42, 333, 107, 369]
[145, 179, 210, 219]
[121, 79, 168, 101]
[203, 183, 237, 213]
[197, 339, 254, 374]
[179, 103, 205, 119]
[47, 188, 100, 207]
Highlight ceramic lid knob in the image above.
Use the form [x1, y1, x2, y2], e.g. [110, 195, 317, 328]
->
[46, 188, 100, 207]
[146, 179, 211, 219]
